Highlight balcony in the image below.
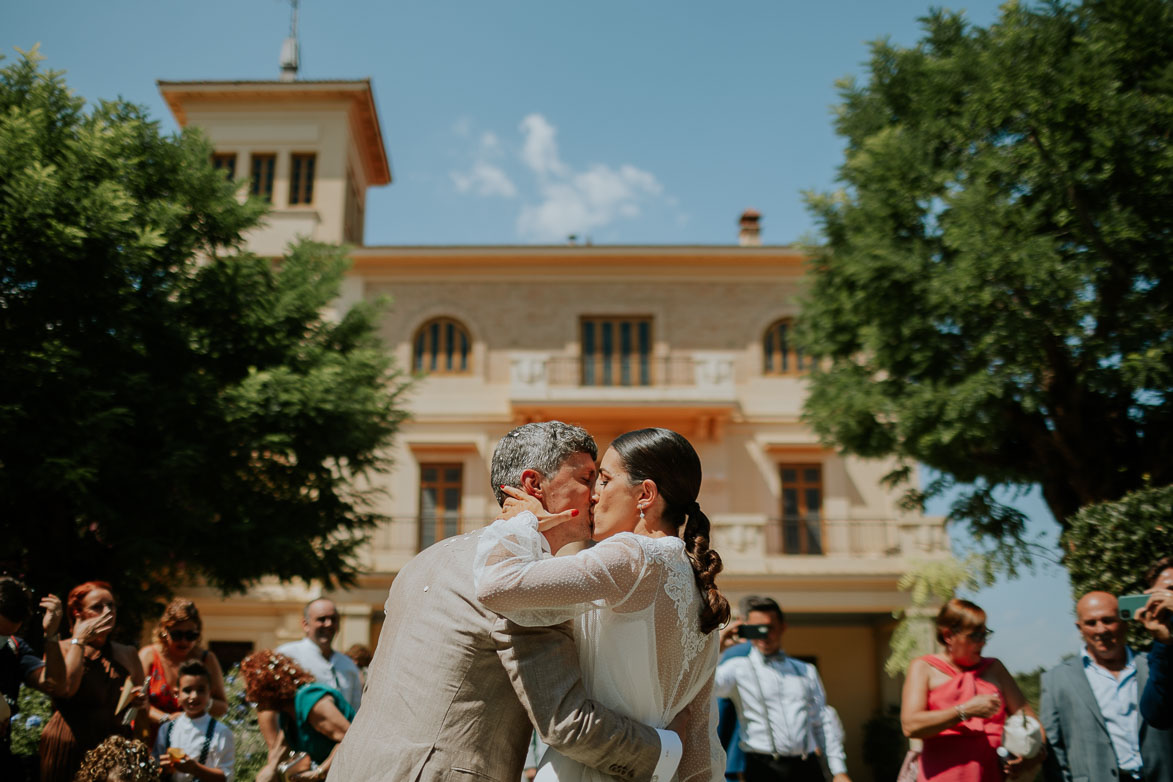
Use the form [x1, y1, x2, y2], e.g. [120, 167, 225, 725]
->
[509, 352, 737, 405]
[365, 514, 949, 573]
[713, 517, 949, 561]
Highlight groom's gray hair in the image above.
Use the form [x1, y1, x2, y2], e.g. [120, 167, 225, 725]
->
[491, 421, 597, 507]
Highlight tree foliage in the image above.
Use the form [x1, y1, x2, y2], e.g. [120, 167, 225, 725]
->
[1062, 483, 1173, 649]
[0, 50, 409, 625]
[800, 0, 1173, 550]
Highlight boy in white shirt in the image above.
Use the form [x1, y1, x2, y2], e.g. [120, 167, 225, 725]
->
[155, 659, 235, 782]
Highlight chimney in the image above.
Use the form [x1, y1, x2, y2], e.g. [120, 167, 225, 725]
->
[738, 209, 761, 246]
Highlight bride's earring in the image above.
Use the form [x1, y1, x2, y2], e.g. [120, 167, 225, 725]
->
[638, 504, 645, 522]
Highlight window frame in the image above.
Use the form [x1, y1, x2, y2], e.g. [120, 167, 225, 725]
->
[249, 153, 277, 202]
[289, 152, 316, 206]
[211, 152, 237, 179]
[580, 315, 653, 387]
[412, 317, 473, 376]
[778, 463, 824, 555]
[418, 462, 463, 550]
[762, 317, 807, 376]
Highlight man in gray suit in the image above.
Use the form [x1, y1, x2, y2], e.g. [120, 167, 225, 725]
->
[328, 421, 683, 782]
[1041, 591, 1173, 782]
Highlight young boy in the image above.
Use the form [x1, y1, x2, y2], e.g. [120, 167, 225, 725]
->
[155, 660, 235, 782]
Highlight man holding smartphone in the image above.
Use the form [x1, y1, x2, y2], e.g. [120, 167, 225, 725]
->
[714, 596, 851, 782]
[1139, 557, 1173, 730]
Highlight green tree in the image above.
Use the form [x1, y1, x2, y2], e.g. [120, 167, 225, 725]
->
[799, 0, 1173, 558]
[0, 49, 409, 626]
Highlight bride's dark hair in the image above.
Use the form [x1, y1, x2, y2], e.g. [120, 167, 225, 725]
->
[610, 428, 730, 634]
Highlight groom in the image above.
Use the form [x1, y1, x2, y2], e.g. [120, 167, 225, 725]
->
[328, 421, 683, 782]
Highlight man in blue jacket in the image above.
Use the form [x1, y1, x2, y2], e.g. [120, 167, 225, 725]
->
[1140, 558, 1173, 730]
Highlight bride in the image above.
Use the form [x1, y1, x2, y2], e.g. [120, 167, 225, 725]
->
[475, 427, 729, 782]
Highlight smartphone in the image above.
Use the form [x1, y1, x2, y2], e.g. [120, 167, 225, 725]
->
[1118, 594, 1150, 620]
[736, 623, 770, 640]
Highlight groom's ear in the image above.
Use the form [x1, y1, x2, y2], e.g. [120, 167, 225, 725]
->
[519, 469, 544, 500]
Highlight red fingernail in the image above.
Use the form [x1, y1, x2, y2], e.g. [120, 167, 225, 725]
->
[571, 509, 579, 517]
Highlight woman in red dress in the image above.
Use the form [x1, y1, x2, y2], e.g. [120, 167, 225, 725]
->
[136, 598, 228, 744]
[900, 598, 1044, 781]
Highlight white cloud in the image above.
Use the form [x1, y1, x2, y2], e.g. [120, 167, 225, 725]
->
[450, 123, 517, 198]
[451, 161, 517, 198]
[450, 113, 672, 241]
[519, 113, 568, 179]
[516, 115, 665, 242]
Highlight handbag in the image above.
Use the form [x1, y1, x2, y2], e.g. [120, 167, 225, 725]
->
[1001, 711, 1044, 759]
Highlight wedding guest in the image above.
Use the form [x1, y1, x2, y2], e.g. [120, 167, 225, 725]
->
[74, 736, 160, 782]
[715, 596, 850, 782]
[40, 581, 146, 782]
[0, 577, 66, 778]
[1139, 557, 1173, 730]
[241, 650, 353, 782]
[154, 660, 234, 782]
[344, 644, 371, 689]
[138, 599, 228, 744]
[1042, 591, 1171, 782]
[902, 598, 1040, 782]
[275, 600, 362, 710]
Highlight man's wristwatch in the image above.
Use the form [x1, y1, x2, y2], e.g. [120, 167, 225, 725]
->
[69, 637, 84, 647]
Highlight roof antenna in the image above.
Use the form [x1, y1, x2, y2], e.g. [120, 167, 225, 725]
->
[280, 0, 300, 81]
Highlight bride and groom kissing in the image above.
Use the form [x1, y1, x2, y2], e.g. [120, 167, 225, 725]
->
[330, 421, 730, 782]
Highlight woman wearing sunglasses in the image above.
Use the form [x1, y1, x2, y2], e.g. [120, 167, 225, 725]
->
[900, 598, 1042, 781]
[137, 598, 228, 743]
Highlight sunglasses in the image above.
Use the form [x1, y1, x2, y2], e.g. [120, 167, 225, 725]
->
[167, 630, 200, 642]
[962, 628, 994, 642]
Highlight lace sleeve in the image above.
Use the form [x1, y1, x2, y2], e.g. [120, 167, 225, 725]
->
[676, 671, 725, 782]
[474, 513, 648, 626]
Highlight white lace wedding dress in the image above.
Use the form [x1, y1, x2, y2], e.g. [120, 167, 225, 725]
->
[474, 512, 725, 782]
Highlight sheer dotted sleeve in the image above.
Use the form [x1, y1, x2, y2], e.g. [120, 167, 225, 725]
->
[474, 512, 649, 627]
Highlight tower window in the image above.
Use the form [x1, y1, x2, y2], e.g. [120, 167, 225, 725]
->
[290, 153, 316, 205]
[249, 153, 276, 202]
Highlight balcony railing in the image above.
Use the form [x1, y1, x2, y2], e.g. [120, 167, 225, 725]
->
[714, 517, 949, 558]
[367, 515, 948, 564]
[510, 352, 736, 401]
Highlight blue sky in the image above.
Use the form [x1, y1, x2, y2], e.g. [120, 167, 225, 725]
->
[8, 0, 1011, 246]
[7, 0, 1079, 671]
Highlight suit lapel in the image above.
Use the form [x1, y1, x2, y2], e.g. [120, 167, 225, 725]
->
[1065, 656, 1110, 737]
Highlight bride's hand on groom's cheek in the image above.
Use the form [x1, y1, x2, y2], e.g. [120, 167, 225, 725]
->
[499, 485, 578, 531]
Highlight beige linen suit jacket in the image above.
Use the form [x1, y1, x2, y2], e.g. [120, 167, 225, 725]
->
[327, 529, 664, 782]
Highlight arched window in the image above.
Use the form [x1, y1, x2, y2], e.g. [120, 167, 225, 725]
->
[413, 317, 472, 375]
[763, 318, 806, 375]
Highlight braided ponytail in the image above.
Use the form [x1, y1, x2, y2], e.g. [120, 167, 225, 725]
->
[610, 428, 731, 636]
[683, 504, 730, 634]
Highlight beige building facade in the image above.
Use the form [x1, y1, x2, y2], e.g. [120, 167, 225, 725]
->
[159, 78, 947, 778]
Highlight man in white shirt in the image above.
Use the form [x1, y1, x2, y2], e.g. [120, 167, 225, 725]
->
[276, 598, 363, 710]
[715, 597, 851, 782]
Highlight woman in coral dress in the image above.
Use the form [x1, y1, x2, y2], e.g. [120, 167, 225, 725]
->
[900, 598, 1044, 781]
